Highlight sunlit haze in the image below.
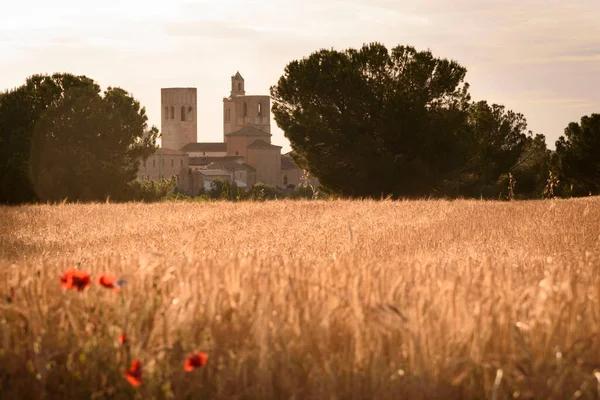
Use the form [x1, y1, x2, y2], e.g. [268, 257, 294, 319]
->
[2, 0, 599, 152]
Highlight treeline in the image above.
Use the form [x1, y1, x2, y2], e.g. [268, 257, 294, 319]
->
[1, 47, 599, 204]
[271, 43, 600, 200]
[168, 180, 325, 202]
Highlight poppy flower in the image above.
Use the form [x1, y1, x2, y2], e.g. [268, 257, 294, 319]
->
[184, 351, 208, 372]
[59, 269, 90, 292]
[125, 359, 142, 387]
[118, 334, 128, 345]
[98, 274, 120, 291]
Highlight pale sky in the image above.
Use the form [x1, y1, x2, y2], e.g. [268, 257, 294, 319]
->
[1, 0, 599, 152]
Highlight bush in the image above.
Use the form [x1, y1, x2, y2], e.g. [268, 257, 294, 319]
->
[246, 184, 285, 201]
[125, 177, 177, 202]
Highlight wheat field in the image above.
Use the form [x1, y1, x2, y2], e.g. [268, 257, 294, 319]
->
[1, 198, 600, 399]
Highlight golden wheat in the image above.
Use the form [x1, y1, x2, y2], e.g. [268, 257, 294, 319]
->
[1, 198, 599, 399]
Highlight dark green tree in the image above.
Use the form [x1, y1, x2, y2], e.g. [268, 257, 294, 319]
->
[271, 43, 473, 198]
[460, 101, 537, 198]
[510, 133, 551, 198]
[271, 43, 544, 199]
[0, 73, 158, 203]
[554, 113, 600, 196]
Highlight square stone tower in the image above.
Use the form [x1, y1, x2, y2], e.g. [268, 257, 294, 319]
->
[161, 88, 197, 151]
[223, 72, 271, 142]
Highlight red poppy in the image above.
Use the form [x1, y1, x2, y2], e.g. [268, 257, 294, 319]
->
[98, 274, 120, 292]
[184, 351, 208, 372]
[125, 359, 142, 387]
[118, 334, 128, 345]
[59, 269, 90, 292]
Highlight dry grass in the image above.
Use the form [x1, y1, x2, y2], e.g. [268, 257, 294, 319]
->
[1, 198, 600, 399]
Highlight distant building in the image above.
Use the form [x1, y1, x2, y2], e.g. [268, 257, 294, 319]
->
[204, 159, 256, 188]
[139, 72, 317, 195]
[281, 152, 320, 189]
[179, 142, 227, 158]
[198, 169, 232, 192]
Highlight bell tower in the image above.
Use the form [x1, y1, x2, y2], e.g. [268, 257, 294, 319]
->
[161, 88, 197, 150]
[231, 71, 245, 97]
[223, 72, 271, 142]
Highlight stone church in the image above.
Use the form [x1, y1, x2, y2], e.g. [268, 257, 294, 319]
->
[137, 72, 316, 194]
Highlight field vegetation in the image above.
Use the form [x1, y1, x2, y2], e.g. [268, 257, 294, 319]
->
[1, 198, 600, 399]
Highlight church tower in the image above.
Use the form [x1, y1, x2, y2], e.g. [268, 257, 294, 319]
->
[161, 88, 197, 150]
[223, 72, 271, 142]
[231, 71, 245, 97]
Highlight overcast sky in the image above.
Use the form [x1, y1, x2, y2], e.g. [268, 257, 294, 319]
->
[1, 0, 599, 152]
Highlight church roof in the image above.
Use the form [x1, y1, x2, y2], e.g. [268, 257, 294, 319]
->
[157, 147, 188, 156]
[199, 169, 231, 177]
[189, 156, 243, 166]
[179, 142, 227, 152]
[247, 139, 282, 150]
[225, 126, 271, 137]
[232, 71, 243, 79]
[207, 160, 255, 171]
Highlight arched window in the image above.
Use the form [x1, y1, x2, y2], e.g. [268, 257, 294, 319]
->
[181, 106, 186, 121]
[164, 107, 168, 119]
[243, 102, 247, 117]
[284, 175, 288, 186]
[170, 107, 174, 119]
[257, 103, 262, 116]
[238, 82, 241, 91]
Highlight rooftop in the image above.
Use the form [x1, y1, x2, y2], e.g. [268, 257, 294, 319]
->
[156, 147, 188, 156]
[161, 87, 197, 91]
[225, 126, 271, 137]
[208, 160, 255, 171]
[199, 169, 232, 177]
[179, 142, 227, 153]
[247, 139, 283, 150]
[189, 156, 244, 166]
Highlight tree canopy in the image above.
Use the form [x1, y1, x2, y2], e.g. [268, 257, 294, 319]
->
[271, 43, 544, 199]
[458, 101, 533, 197]
[554, 113, 600, 196]
[0, 73, 158, 203]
